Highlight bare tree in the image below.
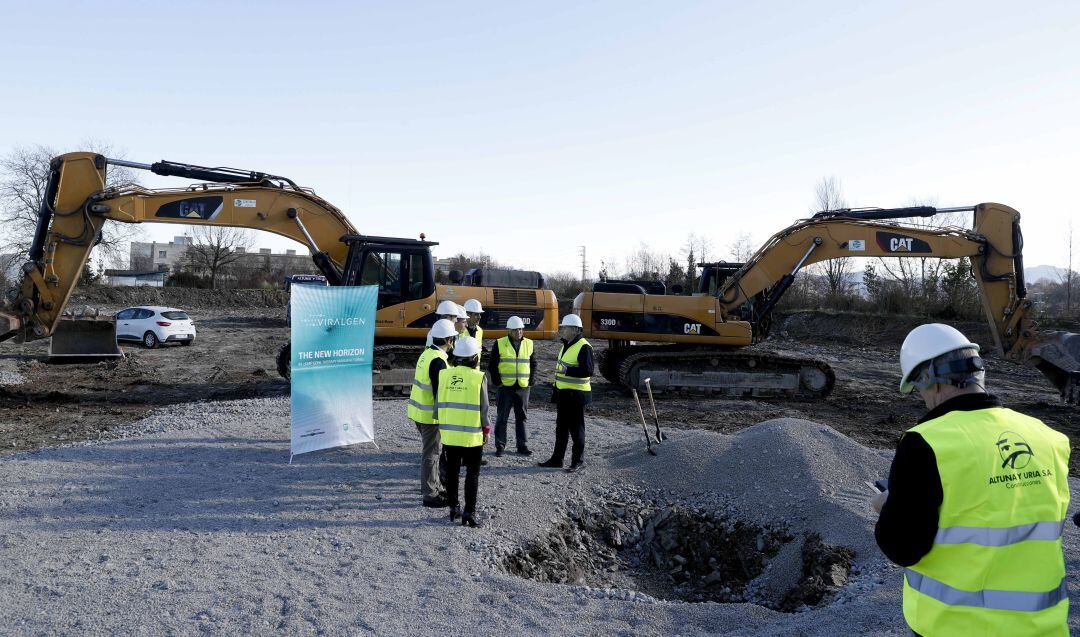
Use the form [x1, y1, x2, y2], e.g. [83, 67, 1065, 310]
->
[0, 144, 142, 268]
[811, 176, 853, 306]
[727, 232, 756, 263]
[182, 226, 253, 289]
[1061, 221, 1075, 314]
[623, 242, 663, 280]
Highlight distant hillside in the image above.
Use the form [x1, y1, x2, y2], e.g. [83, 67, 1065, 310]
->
[1025, 264, 1067, 283]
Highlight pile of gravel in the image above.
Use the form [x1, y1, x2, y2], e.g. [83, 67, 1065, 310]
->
[0, 369, 23, 385]
[0, 399, 1076, 635]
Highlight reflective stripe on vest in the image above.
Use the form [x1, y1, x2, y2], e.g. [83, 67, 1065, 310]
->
[436, 365, 485, 447]
[905, 571, 1068, 613]
[901, 406, 1071, 635]
[934, 519, 1065, 546]
[555, 338, 591, 391]
[497, 337, 533, 387]
[407, 347, 447, 424]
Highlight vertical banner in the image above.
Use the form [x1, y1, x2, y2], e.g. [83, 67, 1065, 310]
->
[290, 284, 377, 456]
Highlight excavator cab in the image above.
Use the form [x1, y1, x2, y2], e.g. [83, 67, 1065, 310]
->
[697, 262, 744, 296]
[340, 235, 436, 320]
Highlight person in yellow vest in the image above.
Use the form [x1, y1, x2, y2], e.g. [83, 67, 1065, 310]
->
[463, 299, 485, 349]
[538, 314, 592, 473]
[874, 324, 1070, 637]
[408, 319, 458, 509]
[488, 315, 536, 457]
[425, 300, 462, 347]
[435, 335, 491, 528]
[454, 303, 469, 338]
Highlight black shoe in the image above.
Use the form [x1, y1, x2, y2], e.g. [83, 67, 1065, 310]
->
[423, 496, 449, 508]
[461, 512, 480, 528]
[566, 461, 585, 473]
[517, 447, 533, 456]
[449, 505, 461, 522]
[495, 447, 504, 457]
[538, 459, 562, 469]
[480, 459, 489, 466]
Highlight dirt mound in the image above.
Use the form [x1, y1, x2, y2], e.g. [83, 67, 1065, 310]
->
[775, 310, 992, 348]
[608, 418, 891, 556]
[69, 285, 288, 310]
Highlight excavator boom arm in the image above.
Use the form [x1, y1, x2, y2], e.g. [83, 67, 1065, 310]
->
[716, 202, 1078, 401]
[1, 152, 359, 342]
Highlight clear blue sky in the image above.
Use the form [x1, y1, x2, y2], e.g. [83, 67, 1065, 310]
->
[2, 1, 1078, 274]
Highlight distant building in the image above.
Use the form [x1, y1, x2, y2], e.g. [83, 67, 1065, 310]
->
[433, 257, 454, 274]
[104, 269, 167, 287]
[129, 237, 316, 277]
[129, 236, 194, 272]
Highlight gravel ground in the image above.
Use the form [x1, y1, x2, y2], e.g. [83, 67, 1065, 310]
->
[0, 398, 1077, 636]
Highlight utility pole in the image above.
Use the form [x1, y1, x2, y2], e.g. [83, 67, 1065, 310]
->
[578, 246, 588, 287]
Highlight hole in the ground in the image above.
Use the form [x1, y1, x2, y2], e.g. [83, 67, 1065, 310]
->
[501, 494, 854, 612]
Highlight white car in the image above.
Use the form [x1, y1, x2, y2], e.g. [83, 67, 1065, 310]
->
[115, 306, 197, 348]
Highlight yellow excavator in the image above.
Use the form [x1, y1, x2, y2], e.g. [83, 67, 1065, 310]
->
[576, 203, 1080, 403]
[0, 151, 558, 391]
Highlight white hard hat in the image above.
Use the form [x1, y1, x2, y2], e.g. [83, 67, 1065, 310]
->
[453, 335, 481, 357]
[435, 300, 458, 316]
[506, 316, 525, 329]
[429, 319, 458, 339]
[456, 304, 468, 319]
[899, 323, 980, 393]
[463, 299, 484, 314]
[560, 314, 583, 328]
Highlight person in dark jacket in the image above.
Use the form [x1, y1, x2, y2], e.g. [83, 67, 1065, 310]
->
[874, 323, 1070, 636]
[407, 319, 457, 508]
[539, 314, 593, 473]
[488, 315, 537, 456]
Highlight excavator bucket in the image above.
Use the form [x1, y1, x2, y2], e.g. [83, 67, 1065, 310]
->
[48, 318, 123, 360]
[1027, 331, 1080, 405]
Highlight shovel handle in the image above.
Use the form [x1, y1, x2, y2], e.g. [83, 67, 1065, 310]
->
[644, 378, 663, 442]
[631, 388, 653, 449]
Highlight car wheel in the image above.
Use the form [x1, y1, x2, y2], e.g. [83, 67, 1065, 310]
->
[180, 339, 193, 346]
[276, 341, 291, 381]
[143, 331, 159, 349]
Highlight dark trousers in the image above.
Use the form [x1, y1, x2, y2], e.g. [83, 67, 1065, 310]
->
[551, 396, 585, 465]
[495, 385, 529, 450]
[443, 445, 482, 514]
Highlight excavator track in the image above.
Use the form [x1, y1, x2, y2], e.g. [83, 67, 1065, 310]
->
[600, 345, 835, 400]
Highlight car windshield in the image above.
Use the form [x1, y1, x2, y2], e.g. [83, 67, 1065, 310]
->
[161, 311, 189, 320]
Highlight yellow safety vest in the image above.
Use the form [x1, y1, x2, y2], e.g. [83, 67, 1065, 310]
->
[555, 338, 592, 391]
[436, 365, 486, 447]
[407, 346, 447, 425]
[497, 336, 533, 388]
[902, 406, 1070, 636]
[469, 325, 484, 348]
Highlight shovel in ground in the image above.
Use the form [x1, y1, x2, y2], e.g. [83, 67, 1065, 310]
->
[643, 377, 666, 443]
[631, 388, 658, 456]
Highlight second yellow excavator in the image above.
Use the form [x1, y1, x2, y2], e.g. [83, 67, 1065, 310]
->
[576, 203, 1080, 404]
[0, 152, 558, 391]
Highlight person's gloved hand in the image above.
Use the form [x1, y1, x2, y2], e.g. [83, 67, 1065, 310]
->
[871, 490, 889, 514]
